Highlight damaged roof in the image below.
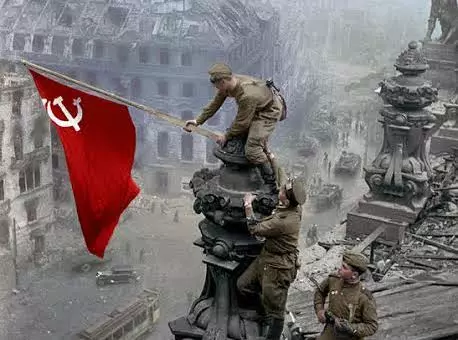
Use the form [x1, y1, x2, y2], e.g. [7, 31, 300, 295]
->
[0, 0, 274, 49]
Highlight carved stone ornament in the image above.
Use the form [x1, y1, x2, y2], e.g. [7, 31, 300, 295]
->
[364, 41, 444, 212]
[169, 137, 280, 339]
[379, 41, 438, 110]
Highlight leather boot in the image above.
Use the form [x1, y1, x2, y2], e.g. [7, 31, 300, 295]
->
[259, 162, 276, 186]
[265, 317, 285, 340]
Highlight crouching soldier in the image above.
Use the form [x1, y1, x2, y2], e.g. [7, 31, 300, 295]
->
[314, 250, 378, 339]
[183, 63, 286, 186]
[237, 152, 306, 340]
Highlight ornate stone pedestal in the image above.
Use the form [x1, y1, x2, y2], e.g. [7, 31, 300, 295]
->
[347, 42, 443, 242]
[431, 103, 458, 155]
[422, 42, 457, 91]
[169, 139, 278, 340]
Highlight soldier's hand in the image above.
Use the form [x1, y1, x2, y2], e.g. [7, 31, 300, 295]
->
[244, 193, 256, 206]
[215, 134, 227, 146]
[183, 120, 198, 132]
[266, 150, 275, 160]
[335, 319, 355, 335]
[317, 310, 326, 324]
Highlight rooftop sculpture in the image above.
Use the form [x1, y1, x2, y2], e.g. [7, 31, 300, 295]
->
[347, 41, 445, 241]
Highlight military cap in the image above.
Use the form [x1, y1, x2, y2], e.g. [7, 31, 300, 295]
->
[286, 177, 307, 205]
[343, 250, 369, 273]
[208, 63, 232, 82]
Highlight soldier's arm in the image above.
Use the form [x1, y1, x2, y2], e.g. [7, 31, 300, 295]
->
[249, 214, 285, 237]
[226, 95, 257, 139]
[313, 277, 330, 314]
[195, 91, 227, 125]
[350, 295, 378, 337]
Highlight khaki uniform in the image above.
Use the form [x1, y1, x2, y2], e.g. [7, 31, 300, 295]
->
[237, 205, 301, 319]
[313, 274, 378, 340]
[196, 74, 283, 164]
[271, 157, 288, 190]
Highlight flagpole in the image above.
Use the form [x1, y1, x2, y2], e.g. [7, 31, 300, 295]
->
[21, 59, 221, 141]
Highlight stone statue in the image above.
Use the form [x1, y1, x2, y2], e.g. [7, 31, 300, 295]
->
[424, 0, 458, 44]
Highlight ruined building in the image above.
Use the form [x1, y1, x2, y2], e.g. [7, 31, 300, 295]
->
[0, 60, 53, 265]
[0, 0, 280, 197]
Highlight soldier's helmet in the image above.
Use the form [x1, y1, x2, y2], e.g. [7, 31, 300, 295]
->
[288, 177, 307, 205]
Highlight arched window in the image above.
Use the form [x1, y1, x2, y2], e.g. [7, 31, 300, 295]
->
[181, 134, 193, 161]
[12, 124, 23, 160]
[181, 52, 192, 66]
[157, 132, 169, 158]
[131, 78, 142, 99]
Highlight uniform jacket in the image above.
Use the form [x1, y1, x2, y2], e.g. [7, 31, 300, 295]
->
[249, 205, 301, 270]
[313, 274, 378, 340]
[196, 74, 281, 138]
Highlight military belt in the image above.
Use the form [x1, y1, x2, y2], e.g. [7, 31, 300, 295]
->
[264, 248, 296, 255]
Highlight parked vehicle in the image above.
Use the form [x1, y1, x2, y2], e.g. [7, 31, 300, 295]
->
[96, 265, 140, 286]
[313, 184, 343, 210]
[334, 151, 362, 175]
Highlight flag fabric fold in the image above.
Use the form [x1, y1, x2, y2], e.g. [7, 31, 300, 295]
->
[28, 69, 140, 258]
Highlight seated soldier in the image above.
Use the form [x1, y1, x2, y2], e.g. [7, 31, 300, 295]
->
[237, 151, 306, 340]
[183, 63, 285, 186]
[314, 250, 378, 340]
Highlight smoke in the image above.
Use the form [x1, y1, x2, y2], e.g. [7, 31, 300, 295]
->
[270, 0, 431, 158]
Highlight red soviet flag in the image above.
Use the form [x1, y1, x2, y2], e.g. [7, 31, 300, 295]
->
[28, 69, 140, 258]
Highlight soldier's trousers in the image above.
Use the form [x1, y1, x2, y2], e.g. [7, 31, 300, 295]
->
[236, 256, 297, 319]
[245, 119, 277, 164]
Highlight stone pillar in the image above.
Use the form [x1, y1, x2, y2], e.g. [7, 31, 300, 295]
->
[431, 102, 458, 154]
[422, 41, 457, 90]
[168, 139, 279, 339]
[347, 41, 444, 242]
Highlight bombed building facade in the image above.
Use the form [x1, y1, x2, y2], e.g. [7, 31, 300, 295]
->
[0, 61, 53, 265]
[0, 0, 280, 197]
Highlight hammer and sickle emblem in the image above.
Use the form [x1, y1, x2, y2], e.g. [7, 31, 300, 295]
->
[42, 96, 83, 132]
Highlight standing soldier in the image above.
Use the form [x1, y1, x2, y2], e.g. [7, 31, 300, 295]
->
[183, 63, 286, 186]
[314, 250, 378, 340]
[424, 0, 458, 43]
[237, 151, 306, 340]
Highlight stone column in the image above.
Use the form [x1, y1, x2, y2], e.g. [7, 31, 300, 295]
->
[347, 41, 444, 242]
[431, 102, 458, 154]
[169, 138, 279, 339]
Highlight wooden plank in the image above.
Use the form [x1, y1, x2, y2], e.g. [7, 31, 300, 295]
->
[416, 233, 458, 237]
[403, 258, 440, 270]
[408, 255, 458, 261]
[407, 232, 458, 255]
[414, 324, 458, 340]
[352, 225, 387, 253]
[375, 287, 455, 318]
[374, 281, 433, 298]
[367, 280, 412, 293]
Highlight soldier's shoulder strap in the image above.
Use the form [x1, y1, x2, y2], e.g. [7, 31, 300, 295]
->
[359, 284, 375, 301]
[328, 273, 342, 287]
